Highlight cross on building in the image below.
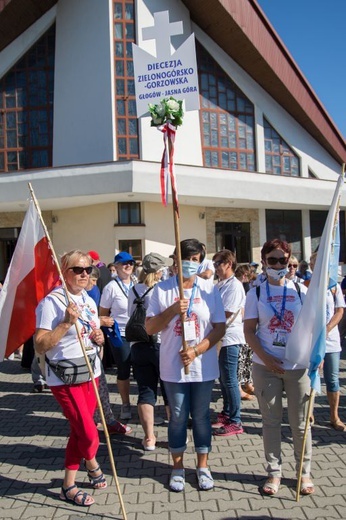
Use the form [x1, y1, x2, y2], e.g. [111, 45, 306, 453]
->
[142, 11, 183, 60]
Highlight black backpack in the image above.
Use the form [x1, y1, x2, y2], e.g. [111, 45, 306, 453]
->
[125, 286, 156, 343]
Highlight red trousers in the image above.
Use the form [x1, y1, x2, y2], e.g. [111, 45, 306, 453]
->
[51, 378, 99, 470]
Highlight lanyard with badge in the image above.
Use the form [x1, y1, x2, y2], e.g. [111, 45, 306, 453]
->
[266, 280, 288, 347]
[179, 276, 198, 341]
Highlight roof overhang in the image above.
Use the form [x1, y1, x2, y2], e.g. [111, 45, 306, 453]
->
[0, 161, 344, 213]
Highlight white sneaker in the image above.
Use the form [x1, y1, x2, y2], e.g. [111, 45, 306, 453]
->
[120, 403, 132, 420]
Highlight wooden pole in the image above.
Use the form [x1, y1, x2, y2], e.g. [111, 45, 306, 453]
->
[169, 140, 189, 375]
[296, 388, 315, 502]
[28, 183, 128, 520]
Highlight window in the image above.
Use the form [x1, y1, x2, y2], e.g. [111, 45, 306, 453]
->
[118, 202, 141, 224]
[118, 239, 142, 260]
[310, 210, 345, 261]
[113, 1, 139, 160]
[196, 41, 255, 172]
[0, 25, 55, 172]
[264, 118, 300, 176]
[266, 210, 302, 259]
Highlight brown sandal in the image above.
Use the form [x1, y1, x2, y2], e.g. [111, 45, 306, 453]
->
[330, 419, 346, 431]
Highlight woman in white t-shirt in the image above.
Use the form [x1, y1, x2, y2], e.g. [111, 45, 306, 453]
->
[146, 239, 225, 493]
[244, 239, 314, 497]
[35, 250, 105, 507]
[309, 252, 345, 431]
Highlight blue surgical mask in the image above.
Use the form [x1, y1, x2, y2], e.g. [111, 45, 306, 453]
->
[182, 260, 199, 278]
[266, 266, 288, 281]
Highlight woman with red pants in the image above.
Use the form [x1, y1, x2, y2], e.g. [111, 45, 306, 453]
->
[35, 250, 106, 507]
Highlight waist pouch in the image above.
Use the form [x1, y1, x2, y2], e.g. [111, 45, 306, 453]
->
[45, 353, 96, 385]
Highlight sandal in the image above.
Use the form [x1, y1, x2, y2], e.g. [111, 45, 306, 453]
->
[60, 484, 95, 506]
[262, 477, 280, 496]
[169, 469, 185, 492]
[300, 478, 315, 495]
[330, 419, 346, 431]
[85, 464, 107, 489]
[196, 468, 214, 490]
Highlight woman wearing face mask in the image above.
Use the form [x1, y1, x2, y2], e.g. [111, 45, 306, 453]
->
[244, 239, 314, 497]
[146, 239, 225, 493]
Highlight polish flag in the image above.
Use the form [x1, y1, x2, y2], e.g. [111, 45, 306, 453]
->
[0, 200, 60, 360]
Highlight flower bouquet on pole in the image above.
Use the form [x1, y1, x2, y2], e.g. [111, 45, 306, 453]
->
[148, 96, 189, 373]
[149, 97, 183, 213]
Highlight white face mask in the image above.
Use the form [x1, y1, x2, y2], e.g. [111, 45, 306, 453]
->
[266, 266, 288, 281]
[182, 260, 199, 278]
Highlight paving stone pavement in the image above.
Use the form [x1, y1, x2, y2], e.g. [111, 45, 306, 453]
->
[0, 355, 345, 520]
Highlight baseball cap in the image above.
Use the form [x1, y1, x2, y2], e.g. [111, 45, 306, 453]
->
[250, 262, 259, 267]
[142, 253, 173, 273]
[88, 250, 100, 261]
[114, 251, 134, 264]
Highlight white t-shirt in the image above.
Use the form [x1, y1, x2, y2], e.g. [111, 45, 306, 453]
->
[147, 276, 226, 383]
[127, 282, 161, 344]
[244, 280, 307, 370]
[326, 284, 345, 353]
[36, 288, 101, 386]
[197, 258, 215, 286]
[217, 276, 245, 347]
[100, 278, 133, 334]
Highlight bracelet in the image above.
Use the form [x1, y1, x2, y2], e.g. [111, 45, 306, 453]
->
[193, 346, 199, 357]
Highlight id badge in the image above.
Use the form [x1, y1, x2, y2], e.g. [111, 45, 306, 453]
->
[272, 329, 287, 347]
[184, 319, 197, 341]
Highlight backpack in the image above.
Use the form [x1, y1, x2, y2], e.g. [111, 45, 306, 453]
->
[125, 286, 156, 343]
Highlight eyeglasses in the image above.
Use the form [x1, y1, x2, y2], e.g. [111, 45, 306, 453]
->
[288, 264, 298, 268]
[69, 266, 93, 275]
[266, 257, 289, 266]
[213, 260, 224, 268]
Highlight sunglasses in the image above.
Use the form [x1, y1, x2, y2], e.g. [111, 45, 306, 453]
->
[288, 264, 298, 268]
[213, 260, 224, 268]
[69, 266, 93, 275]
[120, 261, 135, 266]
[266, 257, 289, 266]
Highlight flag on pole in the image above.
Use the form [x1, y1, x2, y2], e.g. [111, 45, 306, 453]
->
[285, 171, 345, 392]
[0, 200, 60, 360]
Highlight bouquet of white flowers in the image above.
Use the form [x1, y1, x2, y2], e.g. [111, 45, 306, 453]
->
[148, 97, 184, 127]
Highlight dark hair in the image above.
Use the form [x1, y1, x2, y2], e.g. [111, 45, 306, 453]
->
[180, 239, 206, 262]
[261, 239, 291, 260]
[235, 264, 252, 280]
[212, 249, 237, 270]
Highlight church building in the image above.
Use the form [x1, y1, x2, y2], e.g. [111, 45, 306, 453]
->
[0, 0, 345, 279]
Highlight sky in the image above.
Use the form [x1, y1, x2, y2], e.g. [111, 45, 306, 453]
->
[257, 0, 346, 139]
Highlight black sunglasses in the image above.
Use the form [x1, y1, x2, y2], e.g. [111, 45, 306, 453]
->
[69, 266, 93, 275]
[213, 260, 224, 268]
[120, 261, 135, 266]
[288, 263, 298, 268]
[266, 257, 289, 266]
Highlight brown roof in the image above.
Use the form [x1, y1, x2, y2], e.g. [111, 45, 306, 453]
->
[1, 0, 345, 164]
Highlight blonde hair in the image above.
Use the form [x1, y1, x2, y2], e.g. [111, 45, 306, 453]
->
[288, 255, 298, 265]
[138, 269, 162, 287]
[60, 250, 92, 274]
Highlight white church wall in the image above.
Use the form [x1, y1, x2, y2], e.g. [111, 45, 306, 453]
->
[53, 0, 115, 167]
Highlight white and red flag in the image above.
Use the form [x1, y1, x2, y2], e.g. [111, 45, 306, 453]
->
[0, 199, 60, 360]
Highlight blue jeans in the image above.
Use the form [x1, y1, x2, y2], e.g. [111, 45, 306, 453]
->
[323, 351, 340, 392]
[163, 380, 214, 454]
[219, 344, 241, 424]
